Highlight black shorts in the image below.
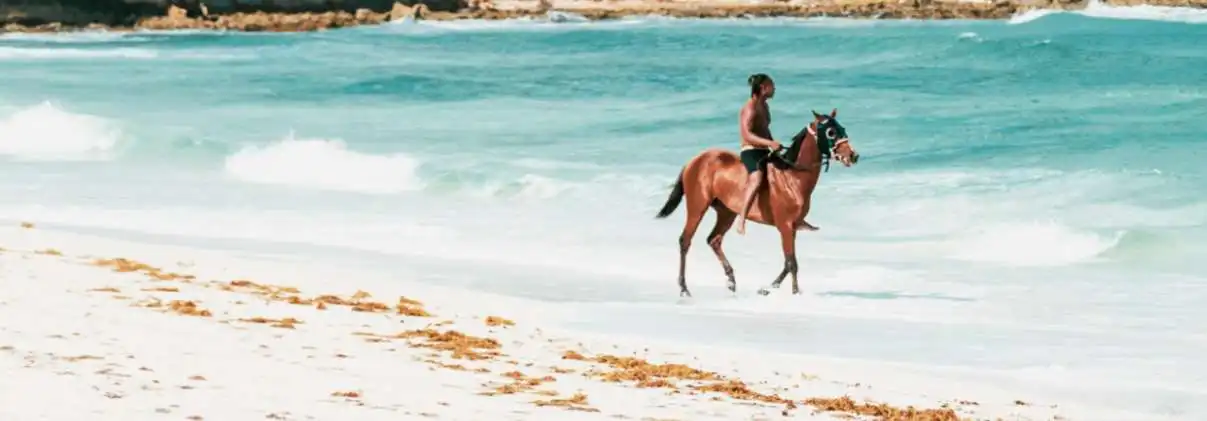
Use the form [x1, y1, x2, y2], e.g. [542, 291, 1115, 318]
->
[740, 149, 771, 173]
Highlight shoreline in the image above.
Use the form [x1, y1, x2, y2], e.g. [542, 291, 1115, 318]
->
[0, 222, 1102, 421]
[0, 0, 1203, 34]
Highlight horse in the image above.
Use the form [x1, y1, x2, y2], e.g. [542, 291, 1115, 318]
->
[654, 108, 860, 298]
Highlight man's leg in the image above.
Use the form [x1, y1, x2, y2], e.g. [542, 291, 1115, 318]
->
[735, 170, 762, 236]
[796, 220, 819, 231]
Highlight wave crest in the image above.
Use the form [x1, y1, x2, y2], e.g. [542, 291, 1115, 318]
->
[0, 101, 123, 161]
[223, 135, 424, 194]
[0, 31, 151, 44]
[946, 221, 1123, 266]
[0, 46, 158, 60]
[1009, 0, 1207, 25]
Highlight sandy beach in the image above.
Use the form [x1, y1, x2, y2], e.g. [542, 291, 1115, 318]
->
[0, 221, 1134, 421]
[3, 2, 1206, 417]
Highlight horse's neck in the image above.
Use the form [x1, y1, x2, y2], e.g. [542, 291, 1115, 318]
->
[793, 131, 821, 168]
[769, 131, 821, 200]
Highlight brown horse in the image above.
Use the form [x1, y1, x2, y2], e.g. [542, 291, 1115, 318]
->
[655, 109, 859, 297]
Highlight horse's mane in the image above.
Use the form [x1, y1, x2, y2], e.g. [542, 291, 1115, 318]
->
[769, 121, 814, 170]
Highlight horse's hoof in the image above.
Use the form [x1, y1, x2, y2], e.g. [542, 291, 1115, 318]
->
[680, 290, 692, 298]
[792, 289, 801, 295]
[757, 288, 770, 296]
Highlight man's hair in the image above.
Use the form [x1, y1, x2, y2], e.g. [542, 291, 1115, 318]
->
[748, 73, 771, 96]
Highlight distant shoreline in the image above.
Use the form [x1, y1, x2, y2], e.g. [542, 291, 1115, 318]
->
[0, 0, 1201, 33]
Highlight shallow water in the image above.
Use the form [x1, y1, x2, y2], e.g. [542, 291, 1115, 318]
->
[3, 3, 1207, 418]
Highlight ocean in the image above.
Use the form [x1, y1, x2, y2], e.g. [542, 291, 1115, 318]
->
[2, 2, 1206, 419]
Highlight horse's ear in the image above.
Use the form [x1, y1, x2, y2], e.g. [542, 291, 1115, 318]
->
[811, 110, 823, 120]
[830, 108, 838, 118]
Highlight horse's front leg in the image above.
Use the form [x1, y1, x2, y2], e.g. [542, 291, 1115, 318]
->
[757, 222, 800, 296]
[785, 230, 800, 295]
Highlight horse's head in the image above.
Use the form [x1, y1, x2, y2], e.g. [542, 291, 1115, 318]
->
[813, 109, 859, 167]
[786, 108, 859, 170]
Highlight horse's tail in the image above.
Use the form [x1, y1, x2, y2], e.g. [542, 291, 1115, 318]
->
[655, 169, 685, 219]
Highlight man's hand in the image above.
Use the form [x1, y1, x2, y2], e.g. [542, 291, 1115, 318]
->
[769, 141, 783, 151]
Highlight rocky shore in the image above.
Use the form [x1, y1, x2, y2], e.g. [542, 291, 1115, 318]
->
[0, 0, 1204, 33]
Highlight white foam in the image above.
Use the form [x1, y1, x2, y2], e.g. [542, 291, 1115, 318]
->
[546, 10, 590, 22]
[464, 172, 665, 201]
[0, 45, 250, 61]
[510, 157, 603, 171]
[789, 17, 883, 28]
[0, 46, 158, 60]
[385, 10, 620, 33]
[467, 174, 576, 200]
[0, 31, 149, 43]
[1009, 0, 1207, 25]
[131, 28, 231, 36]
[222, 134, 424, 194]
[381, 13, 946, 34]
[1081, 0, 1207, 23]
[946, 221, 1122, 266]
[1008, 8, 1058, 24]
[617, 15, 957, 28]
[0, 101, 123, 161]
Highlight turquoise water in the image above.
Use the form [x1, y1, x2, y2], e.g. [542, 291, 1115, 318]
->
[3, 4, 1207, 419]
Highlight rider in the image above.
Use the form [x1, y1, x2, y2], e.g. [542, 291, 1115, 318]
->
[735, 73, 818, 235]
[735, 73, 782, 235]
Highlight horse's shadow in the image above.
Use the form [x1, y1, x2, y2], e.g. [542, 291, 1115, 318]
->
[815, 290, 974, 302]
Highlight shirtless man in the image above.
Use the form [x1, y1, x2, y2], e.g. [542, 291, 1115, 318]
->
[735, 73, 818, 235]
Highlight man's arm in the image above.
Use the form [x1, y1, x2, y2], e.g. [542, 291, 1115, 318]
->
[740, 104, 779, 149]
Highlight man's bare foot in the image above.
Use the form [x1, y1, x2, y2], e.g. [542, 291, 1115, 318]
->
[796, 221, 819, 231]
[735, 220, 747, 235]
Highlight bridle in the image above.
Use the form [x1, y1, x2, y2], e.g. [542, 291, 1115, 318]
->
[805, 118, 851, 173]
[769, 115, 856, 173]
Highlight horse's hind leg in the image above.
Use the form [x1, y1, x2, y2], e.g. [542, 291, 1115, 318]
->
[677, 196, 711, 298]
[706, 203, 738, 293]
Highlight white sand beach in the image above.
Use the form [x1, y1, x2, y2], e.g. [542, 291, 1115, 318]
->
[0, 222, 1127, 421]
